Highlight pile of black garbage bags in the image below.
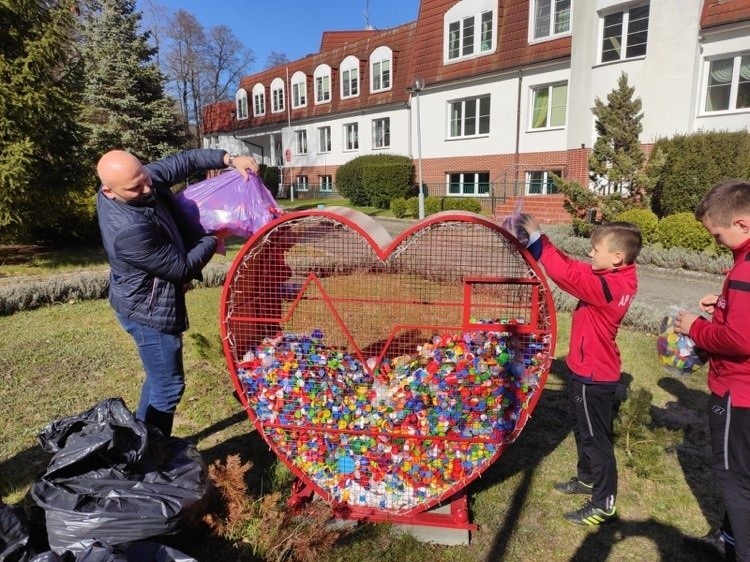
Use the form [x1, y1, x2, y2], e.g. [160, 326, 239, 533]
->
[1, 398, 211, 561]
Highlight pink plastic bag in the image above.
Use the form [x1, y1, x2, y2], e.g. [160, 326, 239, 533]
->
[500, 198, 529, 245]
[176, 170, 282, 240]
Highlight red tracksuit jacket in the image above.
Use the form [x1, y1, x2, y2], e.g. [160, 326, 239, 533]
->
[537, 235, 638, 382]
[690, 238, 750, 407]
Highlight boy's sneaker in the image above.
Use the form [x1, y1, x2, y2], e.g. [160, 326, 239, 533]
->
[682, 529, 730, 560]
[554, 477, 593, 495]
[564, 500, 617, 526]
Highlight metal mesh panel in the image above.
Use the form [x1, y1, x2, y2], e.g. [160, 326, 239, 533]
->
[222, 211, 555, 514]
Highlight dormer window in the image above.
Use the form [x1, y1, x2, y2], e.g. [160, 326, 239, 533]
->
[235, 88, 248, 120]
[291, 71, 307, 109]
[252, 84, 265, 117]
[271, 77, 285, 113]
[530, 0, 572, 42]
[314, 64, 332, 104]
[370, 46, 392, 92]
[340, 55, 360, 99]
[444, 0, 496, 63]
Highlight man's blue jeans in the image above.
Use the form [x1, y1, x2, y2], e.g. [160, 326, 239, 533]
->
[116, 314, 185, 421]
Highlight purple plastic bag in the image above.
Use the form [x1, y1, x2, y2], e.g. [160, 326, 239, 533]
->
[175, 170, 282, 240]
[500, 198, 529, 245]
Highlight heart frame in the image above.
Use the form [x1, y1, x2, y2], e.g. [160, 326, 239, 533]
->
[220, 208, 556, 520]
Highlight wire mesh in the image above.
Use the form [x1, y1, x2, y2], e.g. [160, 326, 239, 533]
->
[222, 211, 555, 514]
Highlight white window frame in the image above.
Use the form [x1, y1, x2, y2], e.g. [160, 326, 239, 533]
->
[444, 0, 496, 63]
[448, 95, 491, 138]
[235, 88, 248, 120]
[294, 129, 307, 155]
[526, 170, 561, 195]
[318, 126, 332, 153]
[340, 55, 360, 99]
[599, 3, 649, 64]
[320, 175, 333, 193]
[314, 64, 331, 104]
[370, 46, 392, 93]
[446, 172, 491, 197]
[529, 0, 572, 42]
[295, 175, 309, 192]
[703, 53, 750, 113]
[271, 77, 285, 113]
[372, 117, 390, 149]
[529, 82, 568, 129]
[344, 122, 359, 151]
[252, 84, 265, 117]
[291, 71, 307, 109]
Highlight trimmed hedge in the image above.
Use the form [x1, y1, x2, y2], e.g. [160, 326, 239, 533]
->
[335, 154, 414, 206]
[615, 208, 659, 244]
[363, 162, 413, 209]
[656, 212, 713, 251]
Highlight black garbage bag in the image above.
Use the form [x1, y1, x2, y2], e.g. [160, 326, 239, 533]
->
[30, 398, 211, 554]
[29, 539, 197, 561]
[1, 501, 36, 562]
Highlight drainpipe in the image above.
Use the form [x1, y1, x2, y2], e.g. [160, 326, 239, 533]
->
[513, 68, 523, 197]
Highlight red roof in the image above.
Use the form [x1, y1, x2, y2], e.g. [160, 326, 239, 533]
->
[701, 0, 750, 29]
[203, 0, 573, 134]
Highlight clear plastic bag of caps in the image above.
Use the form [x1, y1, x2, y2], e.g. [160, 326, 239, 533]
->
[656, 306, 707, 376]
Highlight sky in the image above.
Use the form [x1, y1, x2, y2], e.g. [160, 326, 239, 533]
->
[137, 0, 419, 71]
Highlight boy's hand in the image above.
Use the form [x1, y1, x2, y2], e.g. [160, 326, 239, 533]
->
[674, 309, 699, 335]
[520, 214, 540, 235]
[699, 293, 720, 314]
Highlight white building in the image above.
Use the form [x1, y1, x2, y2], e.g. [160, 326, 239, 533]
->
[202, 0, 750, 222]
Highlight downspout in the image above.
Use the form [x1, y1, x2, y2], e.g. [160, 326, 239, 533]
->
[514, 68, 523, 197]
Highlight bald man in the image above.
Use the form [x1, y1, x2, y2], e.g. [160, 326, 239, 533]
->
[97, 148, 258, 437]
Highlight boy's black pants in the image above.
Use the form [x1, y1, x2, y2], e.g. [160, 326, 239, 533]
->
[569, 378, 618, 511]
[708, 392, 750, 561]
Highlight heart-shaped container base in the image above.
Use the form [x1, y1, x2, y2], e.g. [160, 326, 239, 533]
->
[222, 209, 556, 516]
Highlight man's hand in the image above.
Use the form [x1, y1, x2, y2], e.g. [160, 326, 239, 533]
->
[699, 293, 720, 314]
[225, 155, 260, 180]
[674, 309, 699, 335]
[520, 214, 540, 235]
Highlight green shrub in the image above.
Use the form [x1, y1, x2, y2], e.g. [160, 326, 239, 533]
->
[616, 208, 659, 244]
[656, 212, 713, 251]
[443, 197, 482, 213]
[363, 162, 413, 209]
[406, 197, 419, 218]
[335, 154, 413, 206]
[390, 198, 408, 218]
[424, 196, 442, 216]
[261, 165, 281, 198]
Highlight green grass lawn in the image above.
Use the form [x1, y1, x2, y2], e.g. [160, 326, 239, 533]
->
[0, 286, 720, 561]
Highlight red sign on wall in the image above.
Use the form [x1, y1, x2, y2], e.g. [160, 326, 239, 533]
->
[285, 149, 291, 162]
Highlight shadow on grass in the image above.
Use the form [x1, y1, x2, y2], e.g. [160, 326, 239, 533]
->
[652, 375, 723, 531]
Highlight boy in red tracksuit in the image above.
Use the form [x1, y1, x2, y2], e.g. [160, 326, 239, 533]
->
[676, 180, 750, 562]
[522, 216, 642, 525]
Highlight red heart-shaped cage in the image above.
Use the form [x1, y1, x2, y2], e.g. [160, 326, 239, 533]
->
[220, 208, 556, 519]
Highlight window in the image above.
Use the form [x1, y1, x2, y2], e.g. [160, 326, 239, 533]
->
[295, 130, 307, 155]
[344, 123, 359, 151]
[295, 175, 308, 192]
[271, 78, 285, 113]
[320, 175, 333, 192]
[531, 0, 571, 40]
[291, 71, 307, 109]
[314, 64, 331, 104]
[526, 171, 561, 195]
[601, 4, 649, 63]
[252, 84, 265, 117]
[370, 47, 392, 92]
[372, 118, 390, 149]
[318, 126, 331, 153]
[447, 172, 490, 196]
[341, 55, 360, 99]
[531, 83, 568, 129]
[705, 54, 750, 112]
[235, 89, 248, 120]
[445, 1, 496, 61]
[449, 95, 490, 138]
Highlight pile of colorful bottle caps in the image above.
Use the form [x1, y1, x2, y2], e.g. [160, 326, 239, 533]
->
[237, 327, 548, 509]
[657, 312, 706, 376]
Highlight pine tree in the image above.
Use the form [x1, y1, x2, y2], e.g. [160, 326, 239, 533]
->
[0, 0, 89, 241]
[77, 0, 186, 163]
[589, 72, 649, 202]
